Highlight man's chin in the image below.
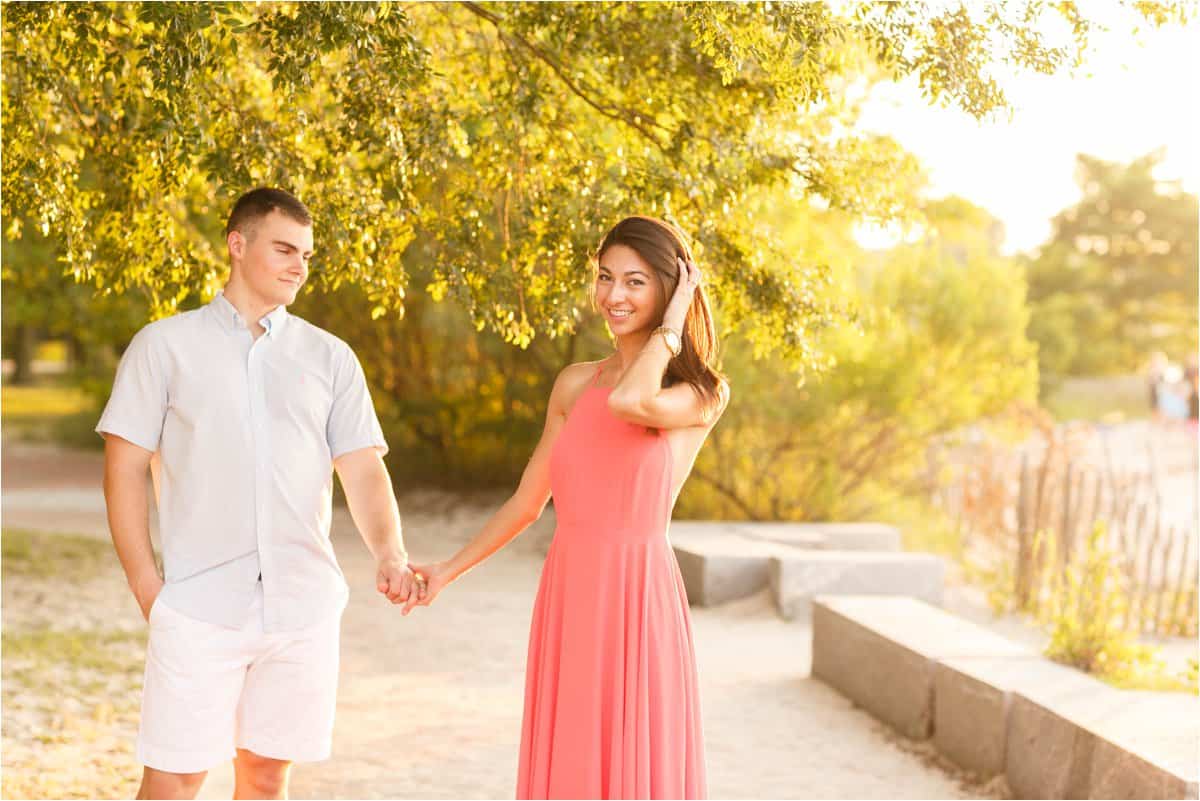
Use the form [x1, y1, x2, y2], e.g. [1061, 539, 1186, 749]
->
[274, 289, 301, 307]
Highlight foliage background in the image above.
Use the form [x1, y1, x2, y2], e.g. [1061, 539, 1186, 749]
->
[3, 1, 1194, 513]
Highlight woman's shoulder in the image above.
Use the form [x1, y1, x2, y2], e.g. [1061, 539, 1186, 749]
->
[548, 360, 605, 413]
[556, 359, 605, 388]
[558, 361, 605, 393]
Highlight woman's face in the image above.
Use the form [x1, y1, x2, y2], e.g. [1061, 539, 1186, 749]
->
[595, 244, 667, 336]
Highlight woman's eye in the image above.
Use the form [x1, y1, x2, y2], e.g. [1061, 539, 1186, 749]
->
[629, 280, 644, 287]
[598, 274, 611, 282]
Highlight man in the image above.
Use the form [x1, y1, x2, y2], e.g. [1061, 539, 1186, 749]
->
[97, 187, 422, 799]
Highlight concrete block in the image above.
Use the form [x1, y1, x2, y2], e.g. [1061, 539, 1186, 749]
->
[1008, 682, 1200, 800]
[669, 522, 790, 606]
[811, 596, 1030, 740]
[1085, 690, 1200, 799]
[740, 522, 901, 551]
[933, 656, 1087, 780]
[811, 596, 1198, 799]
[669, 521, 906, 607]
[771, 551, 944, 620]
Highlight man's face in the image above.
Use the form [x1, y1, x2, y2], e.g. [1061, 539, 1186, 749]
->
[229, 210, 314, 307]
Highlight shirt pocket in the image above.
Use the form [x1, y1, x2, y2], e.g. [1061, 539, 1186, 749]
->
[167, 364, 244, 437]
[270, 363, 333, 436]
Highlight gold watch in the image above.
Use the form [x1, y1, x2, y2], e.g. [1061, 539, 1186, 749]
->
[652, 326, 682, 357]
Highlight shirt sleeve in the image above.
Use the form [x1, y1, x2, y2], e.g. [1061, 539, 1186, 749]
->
[95, 325, 168, 452]
[327, 344, 389, 460]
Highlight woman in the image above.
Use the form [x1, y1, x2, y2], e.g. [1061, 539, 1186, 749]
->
[408, 216, 729, 799]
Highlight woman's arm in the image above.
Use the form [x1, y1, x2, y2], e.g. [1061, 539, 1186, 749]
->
[608, 255, 725, 429]
[402, 363, 587, 612]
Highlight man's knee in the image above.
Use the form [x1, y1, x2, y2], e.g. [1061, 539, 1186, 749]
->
[235, 750, 291, 797]
[138, 767, 207, 799]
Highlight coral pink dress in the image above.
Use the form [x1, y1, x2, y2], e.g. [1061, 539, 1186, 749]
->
[517, 366, 706, 800]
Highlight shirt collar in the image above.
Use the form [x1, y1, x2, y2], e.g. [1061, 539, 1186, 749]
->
[209, 290, 288, 337]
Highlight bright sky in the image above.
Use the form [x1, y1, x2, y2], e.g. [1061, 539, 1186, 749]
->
[854, 13, 1198, 255]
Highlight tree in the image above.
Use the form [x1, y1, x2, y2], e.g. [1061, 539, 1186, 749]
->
[4, 1, 1188, 372]
[1, 230, 147, 383]
[1026, 151, 1199, 378]
[678, 197, 1038, 520]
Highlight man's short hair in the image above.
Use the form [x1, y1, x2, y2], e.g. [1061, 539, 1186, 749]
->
[225, 187, 312, 237]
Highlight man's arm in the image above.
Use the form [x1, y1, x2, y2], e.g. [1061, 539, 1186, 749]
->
[333, 447, 417, 607]
[102, 434, 163, 621]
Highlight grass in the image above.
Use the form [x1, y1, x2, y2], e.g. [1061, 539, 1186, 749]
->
[2, 628, 146, 680]
[1, 528, 146, 799]
[1, 381, 104, 448]
[1042, 374, 1152, 423]
[1102, 662, 1198, 693]
[0, 383, 92, 419]
[2, 529, 140, 679]
[2, 529, 113, 578]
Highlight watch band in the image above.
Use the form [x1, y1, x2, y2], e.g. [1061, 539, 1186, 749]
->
[652, 326, 682, 357]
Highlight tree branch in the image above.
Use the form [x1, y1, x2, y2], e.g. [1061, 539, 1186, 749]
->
[690, 464, 761, 520]
[461, 2, 671, 155]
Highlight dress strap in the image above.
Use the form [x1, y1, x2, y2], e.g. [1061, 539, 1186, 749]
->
[589, 362, 605, 388]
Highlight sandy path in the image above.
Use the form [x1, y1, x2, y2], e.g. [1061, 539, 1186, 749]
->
[295, 517, 994, 800]
[2, 443, 998, 799]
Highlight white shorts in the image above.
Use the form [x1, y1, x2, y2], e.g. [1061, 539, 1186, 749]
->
[138, 582, 342, 774]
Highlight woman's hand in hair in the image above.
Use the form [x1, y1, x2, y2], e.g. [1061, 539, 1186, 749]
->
[664, 255, 702, 330]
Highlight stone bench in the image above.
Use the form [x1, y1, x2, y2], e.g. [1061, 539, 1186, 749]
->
[813, 595, 1199, 799]
[812, 595, 1030, 739]
[770, 551, 944, 620]
[669, 521, 901, 607]
[933, 655, 1086, 780]
[733, 521, 901, 551]
[1007, 679, 1199, 799]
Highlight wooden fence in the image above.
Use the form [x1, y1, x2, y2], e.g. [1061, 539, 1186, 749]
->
[930, 419, 1198, 637]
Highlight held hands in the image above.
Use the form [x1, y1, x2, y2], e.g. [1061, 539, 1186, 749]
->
[400, 561, 453, 615]
[663, 254, 703, 330]
[376, 555, 427, 615]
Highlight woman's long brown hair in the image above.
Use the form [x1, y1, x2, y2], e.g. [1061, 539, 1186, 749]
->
[596, 216, 727, 421]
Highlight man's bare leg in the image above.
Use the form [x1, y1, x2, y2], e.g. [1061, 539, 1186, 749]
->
[136, 767, 207, 800]
[233, 749, 292, 800]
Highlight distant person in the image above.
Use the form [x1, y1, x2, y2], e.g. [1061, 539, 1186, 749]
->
[1147, 351, 1169, 423]
[1185, 356, 1198, 430]
[1158, 362, 1189, 424]
[97, 188, 423, 799]
[406, 216, 730, 799]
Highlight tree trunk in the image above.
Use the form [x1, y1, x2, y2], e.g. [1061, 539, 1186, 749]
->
[10, 324, 36, 385]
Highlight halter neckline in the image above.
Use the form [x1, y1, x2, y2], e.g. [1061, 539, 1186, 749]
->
[590, 362, 612, 390]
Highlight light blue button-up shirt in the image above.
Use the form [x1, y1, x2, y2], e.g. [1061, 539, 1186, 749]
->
[97, 291, 388, 632]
